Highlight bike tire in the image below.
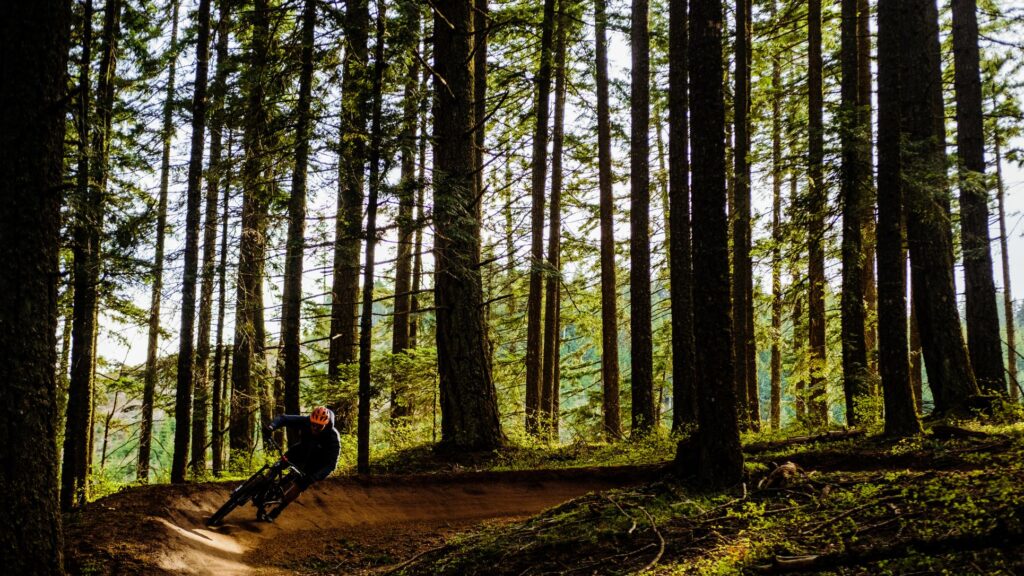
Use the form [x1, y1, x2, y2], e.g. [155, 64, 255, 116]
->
[206, 467, 269, 526]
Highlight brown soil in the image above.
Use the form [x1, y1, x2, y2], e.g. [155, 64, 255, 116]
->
[66, 465, 663, 575]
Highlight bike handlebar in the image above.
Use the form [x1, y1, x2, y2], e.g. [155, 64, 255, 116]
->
[263, 427, 307, 479]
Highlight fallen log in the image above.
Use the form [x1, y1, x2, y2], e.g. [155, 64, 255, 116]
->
[744, 429, 865, 454]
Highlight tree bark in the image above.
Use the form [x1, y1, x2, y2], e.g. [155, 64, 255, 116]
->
[356, 0, 387, 475]
[206, 3, 231, 476]
[807, 0, 828, 426]
[687, 0, 743, 487]
[526, 0, 557, 435]
[901, 0, 979, 415]
[139, 0, 179, 483]
[432, 0, 504, 451]
[212, 133, 233, 476]
[733, 0, 755, 432]
[279, 0, 316, 446]
[542, 0, 567, 439]
[769, 0, 782, 431]
[594, 0, 621, 439]
[952, 0, 1005, 395]
[858, 0, 878, 376]
[669, 0, 696, 433]
[329, 0, 371, 433]
[995, 137, 1019, 400]
[876, 0, 922, 436]
[64, 0, 121, 508]
[840, 0, 868, 426]
[0, 0, 71, 569]
[391, 0, 421, 420]
[231, 0, 271, 465]
[630, 0, 655, 435]
[172, 0, 212, 484]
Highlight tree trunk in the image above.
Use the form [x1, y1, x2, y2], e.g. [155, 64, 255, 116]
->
[328, 0, 371, 433]
[356, 1, 387, 475]
[541, 0, 567, 439]
[807, 0, 828, 427]
[876, 0, 922, 436]
[432, 0, 504, 451]
[212, 146, 232, 477]
[952, 0, 1005, 395]
[208, 4, 231, 477]
[64, 0, 121, 508]
[770, 0, 782, 431]
[526, 0, 557, 435]
[594, 0, 621, 440]
[231, 0, 271, 465]
[789, 168, 806, 422]
[858, 0, 878, 376]
[668, 0, 696, 433]
[0, 0, 71, 568]
[139, 0, 179, 483]
[901, 0, 979, 415]
[391, 0, 421, 420]
[995, 137, 1019, 400]
[733, 0, 756, 432]
[687, 0, 743, 487]
[630, 0, 655, 435]
[194, 0, 231, 476]
[171, 0, 212, 484]
[279, 0, 316, 446]
[410, 45, 430, 351]
[910, 297, 923, 412]
[840, 0, 868, 426]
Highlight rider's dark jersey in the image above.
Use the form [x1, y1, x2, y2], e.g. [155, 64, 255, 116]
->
[270, 411, 341, 482]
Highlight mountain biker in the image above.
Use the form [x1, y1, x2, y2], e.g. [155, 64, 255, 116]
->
[259, 406, 340, 522]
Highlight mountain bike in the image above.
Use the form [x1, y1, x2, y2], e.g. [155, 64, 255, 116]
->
[206, 434, 306, 526]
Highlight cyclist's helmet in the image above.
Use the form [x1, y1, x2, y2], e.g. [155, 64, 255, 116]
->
[310, 406, 331, 431]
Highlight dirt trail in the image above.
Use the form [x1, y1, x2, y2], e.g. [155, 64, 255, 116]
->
[67, 465, 662, 575]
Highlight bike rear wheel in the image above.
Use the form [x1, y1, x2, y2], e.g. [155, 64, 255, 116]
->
[206, 468, 271, 526]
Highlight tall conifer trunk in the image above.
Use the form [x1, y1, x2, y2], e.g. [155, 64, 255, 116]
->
[433, 0, 504, 451]
[876, 0, 922, 436]
[391, 0, 421, 420]
[279, 0, 316, 442]
[0, 0, 72, 568]
[231, 0, 272, 463]
[952, 0, 1005, 395]
[630, 0, 655, 435]
[64, 0, 121, 507]
[542, 0, 567, 439]
[769, 0, 783, 431]
[526, 0, 557, 435]
[807, 0, 828, 426]
[840, 0, 868, 426]
[328, 0, 371, 433]
[901, 0, 979, 415]
[172, 0, 213, 483]
[995, 138, 1019, 400]
[139, 0, 179, 482]
[687, 0, 743, 487]
[594, 0, 621, 439]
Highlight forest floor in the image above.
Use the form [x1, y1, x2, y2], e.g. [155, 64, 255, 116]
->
[66, 423, 1024, 575]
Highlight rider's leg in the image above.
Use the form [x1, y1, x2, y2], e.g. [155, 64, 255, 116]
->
[266, 478, 308, 521]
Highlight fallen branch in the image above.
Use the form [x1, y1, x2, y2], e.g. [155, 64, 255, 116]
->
[637, 506, 665, 573]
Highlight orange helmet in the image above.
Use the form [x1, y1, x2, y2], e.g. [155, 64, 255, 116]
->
[310, 406, 331, 430]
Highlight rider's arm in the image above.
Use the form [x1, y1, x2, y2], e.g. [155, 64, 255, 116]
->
[269, 414, 306, 430]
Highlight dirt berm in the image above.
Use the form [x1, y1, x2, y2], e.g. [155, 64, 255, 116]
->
[66, 465, 663, 575]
